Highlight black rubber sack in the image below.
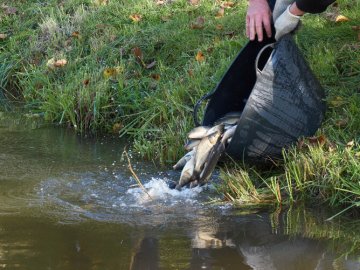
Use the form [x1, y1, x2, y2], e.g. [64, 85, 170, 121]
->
[194, 34, 326, 162]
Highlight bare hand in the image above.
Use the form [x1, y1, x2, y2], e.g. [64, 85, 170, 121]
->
[246, 0, 272, 42]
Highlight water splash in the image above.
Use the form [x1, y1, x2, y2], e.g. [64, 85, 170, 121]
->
[126, 177, 204, 205]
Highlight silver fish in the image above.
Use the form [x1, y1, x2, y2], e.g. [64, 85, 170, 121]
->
[176, 153, 196, 189]
[173, 149, 194, 170]
[214, 111, 242, 125]
[199, 141, 225, 183]
[221, 125, 237, 144]
[193, 125, 224, 178]
[184, 139, 201, 151]
[187, 126, 211, 139]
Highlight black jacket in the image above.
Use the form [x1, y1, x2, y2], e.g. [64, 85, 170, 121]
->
[296, 0, 336, 13]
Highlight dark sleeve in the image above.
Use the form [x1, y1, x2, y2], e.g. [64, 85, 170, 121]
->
[295, 0, 336, 13]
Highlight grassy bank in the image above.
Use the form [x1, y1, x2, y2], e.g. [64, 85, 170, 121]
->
[1, 0, 359, 212]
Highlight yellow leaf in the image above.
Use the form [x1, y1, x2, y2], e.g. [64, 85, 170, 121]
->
[46, 58, 56, 70]
[335, 15, 350, 23]
[103, 68, 118, 79]
[195, 51, 205, 62]
[112, 123, 123, 133]
[329, 96, 346, 108]
[129, 14, 142, 22]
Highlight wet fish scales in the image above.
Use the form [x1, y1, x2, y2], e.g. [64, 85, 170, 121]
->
[184, 139, 201, 151]
[177, 154, 195, 188]
[187, 126, 211, 139]
[173, 149, 194, 170]
[199, 141, 226, 183]
[193, 125, 223, 178]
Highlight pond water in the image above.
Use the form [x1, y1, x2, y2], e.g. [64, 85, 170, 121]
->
[0, 113, 359, 270]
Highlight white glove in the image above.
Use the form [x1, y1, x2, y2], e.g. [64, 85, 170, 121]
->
[274, 5, 301, 40]
[272, 0, 295, 21]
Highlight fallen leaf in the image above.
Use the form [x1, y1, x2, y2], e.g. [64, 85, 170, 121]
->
[188, 69, 194, 77]
[156, 0, 165, 5]
[83, 79, 90, 86]
[151, 74, 161, 80]
[103, 68, 118, 79]
[146, 61, 156, 69]
[221, 1, 235, 8]
[308, 134, 327, 146]
[216, 24, 223, 30]
[47, 58, 67, 69]
[129, 14, 142, 22]
[0, 33, 7, 40]
[215, 7, 225, 18]
[112, 123, 123, 133]
[328, 96, 346, 108]
[336, 15, 350, 23]
[195, 51, 205, 62]
[93, 0, 108, 6]
[352, 26, 360, 31]
[297, 139, 305, 150]
[190, 16, 205, 29]
[189, 0, 200, 5]
[133, 47, 143, 59]
[346, 140, 354, 148]
[54, 59, 67, 67]
[355, 152, 360, 158]
[335, 118, 348, 128]
[71, 31, 81, 39]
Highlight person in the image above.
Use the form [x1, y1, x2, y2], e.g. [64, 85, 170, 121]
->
[246, 0, 336, 42]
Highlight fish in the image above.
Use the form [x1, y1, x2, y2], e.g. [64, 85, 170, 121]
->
[187, 126, 211, 139]
[199, 141, 226, 184]
[221, 125, 237, 144]
[214, 111, 242, 125]
[193, 124, 224, 179]
[176, 153, 196, 189]
[173, 149, 194, 170]
[184, 139, 201, 151]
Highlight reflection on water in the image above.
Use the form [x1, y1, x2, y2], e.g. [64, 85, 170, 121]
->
[0, 113, 359, 269]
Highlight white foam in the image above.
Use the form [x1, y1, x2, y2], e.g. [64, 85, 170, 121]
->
[126, 177, 203, 205]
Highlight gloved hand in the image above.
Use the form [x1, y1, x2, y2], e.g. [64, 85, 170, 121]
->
[274, 5, 301, 40]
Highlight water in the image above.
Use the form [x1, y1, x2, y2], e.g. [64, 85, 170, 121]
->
[0, 114, 359, 270]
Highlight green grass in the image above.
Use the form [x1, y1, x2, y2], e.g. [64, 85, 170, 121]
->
[0, 0, 359, 212]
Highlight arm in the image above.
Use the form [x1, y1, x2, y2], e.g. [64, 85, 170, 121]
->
[246, 0, 272, 42]
[274, 0, 335, 40]
[295, 0, 336, 14]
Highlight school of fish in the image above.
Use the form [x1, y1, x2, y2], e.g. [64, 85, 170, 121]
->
[172, 111, 241, 190]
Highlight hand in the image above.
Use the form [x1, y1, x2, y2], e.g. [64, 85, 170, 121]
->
[274, 4, 302, 40]
[246, 0, 272, 42]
